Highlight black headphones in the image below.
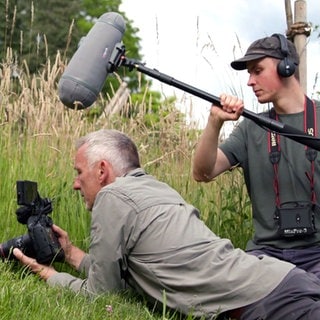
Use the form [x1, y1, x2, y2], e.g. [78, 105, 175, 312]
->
[271, 33, 296, 77]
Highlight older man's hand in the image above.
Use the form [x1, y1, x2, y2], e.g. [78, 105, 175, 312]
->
[13, 248, 57, 281]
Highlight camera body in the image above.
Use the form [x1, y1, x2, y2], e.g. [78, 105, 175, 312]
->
[0, 181, 64, 264]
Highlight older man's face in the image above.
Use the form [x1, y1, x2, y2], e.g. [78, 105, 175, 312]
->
[73, 144, 102, 211]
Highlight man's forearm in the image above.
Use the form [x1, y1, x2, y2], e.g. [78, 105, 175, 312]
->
[193, 116, 223, 182]
[66, 245, 86, 270]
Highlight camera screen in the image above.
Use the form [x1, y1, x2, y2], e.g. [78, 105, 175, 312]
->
[16, 180, 38, 205]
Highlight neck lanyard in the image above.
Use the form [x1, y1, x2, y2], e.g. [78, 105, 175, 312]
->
[268, 96, 317, 206]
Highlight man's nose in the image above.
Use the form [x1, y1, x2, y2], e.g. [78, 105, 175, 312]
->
[73, 178, 80, 190]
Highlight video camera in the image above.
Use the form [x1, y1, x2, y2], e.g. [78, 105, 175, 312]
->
[0, 180, 64, 264]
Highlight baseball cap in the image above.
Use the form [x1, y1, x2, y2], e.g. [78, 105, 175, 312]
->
[231, 34, 299, 70]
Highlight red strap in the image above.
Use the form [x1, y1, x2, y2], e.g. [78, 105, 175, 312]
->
[268, 96, 317, 204]
[268, 109, 281, 206]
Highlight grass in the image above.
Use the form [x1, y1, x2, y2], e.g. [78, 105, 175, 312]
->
[0, 262, 173, 320]
[0, 39, 252, 320]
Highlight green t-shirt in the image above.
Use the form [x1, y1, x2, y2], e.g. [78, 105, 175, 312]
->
[220, 100, 320, 250]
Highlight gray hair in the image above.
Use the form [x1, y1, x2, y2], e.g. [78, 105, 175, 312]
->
[76, 129, 140, 176]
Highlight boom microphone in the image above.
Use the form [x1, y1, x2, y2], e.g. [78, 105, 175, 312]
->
[58, 12, 126, 109]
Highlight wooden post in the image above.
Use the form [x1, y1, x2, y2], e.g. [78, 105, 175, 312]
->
[294, 0, 307, 93]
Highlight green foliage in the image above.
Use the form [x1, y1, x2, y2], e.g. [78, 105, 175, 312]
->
[201, 170, 253, 249]
[127, 90, 184, 129]
[80, 0, 121, 21]
[1, 261, 187, 320]
[0, 0, 148, 101]
[0, 0, 81, 72]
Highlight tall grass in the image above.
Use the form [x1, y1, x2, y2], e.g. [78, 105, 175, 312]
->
[0, 44, 252, 319]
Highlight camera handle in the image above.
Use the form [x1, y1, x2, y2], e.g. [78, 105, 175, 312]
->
[109, 43, 320, 152]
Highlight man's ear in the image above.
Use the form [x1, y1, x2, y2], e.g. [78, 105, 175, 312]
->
[98, 160, 115, 184]
[98, 160, 110, 183]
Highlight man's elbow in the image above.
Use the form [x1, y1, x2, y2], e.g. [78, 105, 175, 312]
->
[192, 169, 213, 183]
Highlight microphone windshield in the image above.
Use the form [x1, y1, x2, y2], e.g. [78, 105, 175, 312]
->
[58, 12, 126, 109]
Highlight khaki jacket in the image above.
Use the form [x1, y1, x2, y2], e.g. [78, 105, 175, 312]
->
[48, 168, 294, 318]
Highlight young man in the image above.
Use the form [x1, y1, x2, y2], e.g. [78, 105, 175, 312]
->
[192, 34, 320, 278]
[14, 129, 320, 319]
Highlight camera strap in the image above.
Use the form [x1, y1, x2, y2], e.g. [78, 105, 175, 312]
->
[268, 96, 318, 206]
